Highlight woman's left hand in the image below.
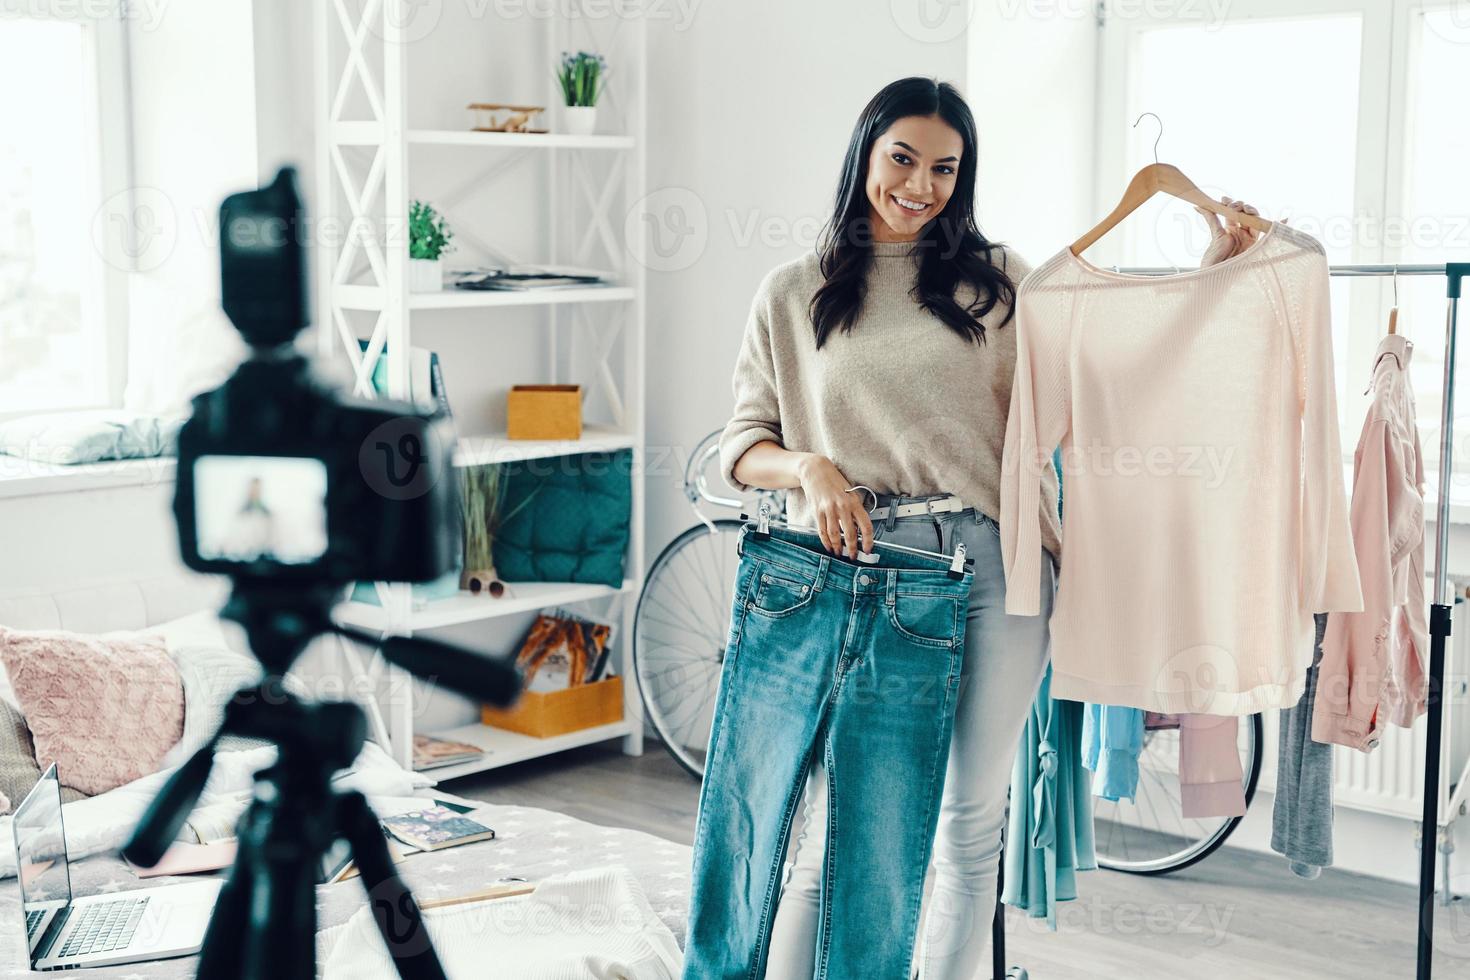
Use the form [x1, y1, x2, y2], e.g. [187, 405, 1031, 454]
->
[1197, 196, 1261, 267]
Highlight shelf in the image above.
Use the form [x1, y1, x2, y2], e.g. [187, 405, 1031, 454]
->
[415, 719, 635, 780]
[335, 578, 635, 632]
[408, 129, 635, 150]
[334, 284, 635, 311]
[455, 426, 635, 467]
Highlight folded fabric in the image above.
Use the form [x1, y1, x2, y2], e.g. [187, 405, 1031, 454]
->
[0, 626, 184, 796]
[321, 865, 683, 979]
[0, 410, 182, 465]
[0, 739, 433, 879]
[1080, 704, 1144, 802]
[1178, 714, 1247, 819]
[1002, 662, 1096, 929]
[1273, 613, 1334, 878]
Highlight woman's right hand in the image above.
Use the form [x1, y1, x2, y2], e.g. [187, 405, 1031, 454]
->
[796, 454, 875, 559]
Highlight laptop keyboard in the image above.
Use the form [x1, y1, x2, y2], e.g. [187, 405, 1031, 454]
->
[56, 897, 149, 958]
[25, 908, 43, 937]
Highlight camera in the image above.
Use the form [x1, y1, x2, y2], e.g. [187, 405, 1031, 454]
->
[171, 168, 459, 585]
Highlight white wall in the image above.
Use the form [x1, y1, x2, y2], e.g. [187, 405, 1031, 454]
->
[968, 2, 1099, 260]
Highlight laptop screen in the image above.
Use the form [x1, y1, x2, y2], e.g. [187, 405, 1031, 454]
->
[13, 764, 72, 919]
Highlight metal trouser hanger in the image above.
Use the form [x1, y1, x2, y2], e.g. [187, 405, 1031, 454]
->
[740, 496, 973, 580]
[986, 258, 1468, 980]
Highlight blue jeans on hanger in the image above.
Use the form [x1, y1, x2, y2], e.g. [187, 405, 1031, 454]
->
[681, 517, 973, 980]
[761, 502, 1055, 980]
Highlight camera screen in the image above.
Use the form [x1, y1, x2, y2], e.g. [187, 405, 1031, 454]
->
[194, 455, 329, 565]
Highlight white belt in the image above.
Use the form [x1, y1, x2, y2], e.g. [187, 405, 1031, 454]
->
[849, 487, 967, 518]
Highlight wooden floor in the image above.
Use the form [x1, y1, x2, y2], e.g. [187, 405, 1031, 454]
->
[448, 740, 1470, 979]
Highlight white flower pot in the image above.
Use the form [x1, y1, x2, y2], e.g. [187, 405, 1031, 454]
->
[563, 106, 598, 137]
[409, 257, 442, 292]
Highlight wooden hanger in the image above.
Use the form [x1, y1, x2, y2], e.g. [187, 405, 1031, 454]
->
[1070, 113, 1273, 257]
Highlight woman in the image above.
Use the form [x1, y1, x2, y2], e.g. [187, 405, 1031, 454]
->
[715, 76, 1259, 977]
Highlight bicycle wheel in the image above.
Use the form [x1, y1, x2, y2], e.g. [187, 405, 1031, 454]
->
[1093, 712, 1264, 875]
[632, 518, 745, 779]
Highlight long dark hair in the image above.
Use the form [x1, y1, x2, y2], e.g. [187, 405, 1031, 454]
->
[810, 77, 1015, 347]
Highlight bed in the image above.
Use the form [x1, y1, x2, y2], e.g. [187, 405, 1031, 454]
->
[0, 575, 691, 977]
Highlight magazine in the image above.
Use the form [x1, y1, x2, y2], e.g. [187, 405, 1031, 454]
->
[514, 610, 615, 691]
[412, 734, 485, 771]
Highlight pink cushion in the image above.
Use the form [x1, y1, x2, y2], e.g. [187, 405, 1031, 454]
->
[0, 627, 184, 796]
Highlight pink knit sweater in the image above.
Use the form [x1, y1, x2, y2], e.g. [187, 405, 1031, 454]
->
[1000, 224, 1364, 715]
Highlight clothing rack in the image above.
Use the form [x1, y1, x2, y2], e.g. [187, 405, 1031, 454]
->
[989, 260, 1469, 980]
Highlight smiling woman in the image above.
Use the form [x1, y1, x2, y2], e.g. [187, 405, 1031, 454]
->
[695, 76, 1064, 980]
[806, 77, 1019, 353]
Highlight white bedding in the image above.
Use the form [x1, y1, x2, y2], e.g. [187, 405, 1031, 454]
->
[0, 738, 433, 878]
[320, 865, 683, 980]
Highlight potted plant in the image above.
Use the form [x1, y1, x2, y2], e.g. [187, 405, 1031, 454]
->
[556, 51, 607, 136]
[461, 464, 508, 597]
[408, 199, 453, 292]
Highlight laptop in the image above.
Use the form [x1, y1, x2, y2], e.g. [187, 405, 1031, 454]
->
[14, 764, 222, 970]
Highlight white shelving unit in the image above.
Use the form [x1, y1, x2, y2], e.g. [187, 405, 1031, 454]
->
[314, 0, 647, 778]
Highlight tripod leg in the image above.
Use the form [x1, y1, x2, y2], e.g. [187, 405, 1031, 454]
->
[338, 790, 448, 980]
[197, 798, 318, 980]
[194, 833, 253, 980]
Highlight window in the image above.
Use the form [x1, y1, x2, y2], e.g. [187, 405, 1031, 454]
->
[0, 12, 128, 418]
[1399, 4, 1470, 494]
[1098, 0, 1470, 493]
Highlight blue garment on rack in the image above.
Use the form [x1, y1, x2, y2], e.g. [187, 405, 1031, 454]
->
[1001, 662, 1096, 929]
[1080, 704, 1145, 802]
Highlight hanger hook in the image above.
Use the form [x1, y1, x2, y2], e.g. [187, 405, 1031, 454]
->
[1393, 264, 1400, 306]
[1133, 111, 1163, 165]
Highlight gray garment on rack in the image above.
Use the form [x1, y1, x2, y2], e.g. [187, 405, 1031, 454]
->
[1271, 613, 1333, 878]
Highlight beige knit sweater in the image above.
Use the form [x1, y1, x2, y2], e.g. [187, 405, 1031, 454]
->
[718, 240, 1063, 562]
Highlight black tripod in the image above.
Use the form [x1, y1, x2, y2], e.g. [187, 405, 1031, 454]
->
[123, 584, 521, 980]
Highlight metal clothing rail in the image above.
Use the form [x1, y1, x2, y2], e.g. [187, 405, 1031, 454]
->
[989, 260, 1469, 980]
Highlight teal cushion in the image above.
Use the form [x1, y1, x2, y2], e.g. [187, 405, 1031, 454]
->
[492, 449, 631, 587]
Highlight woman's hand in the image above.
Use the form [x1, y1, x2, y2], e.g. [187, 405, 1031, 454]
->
[796, 454, 875, 559]
[1198, 196, 1262, 267]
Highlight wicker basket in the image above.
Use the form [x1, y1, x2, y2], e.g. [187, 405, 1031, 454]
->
[481, 675, 623, 737]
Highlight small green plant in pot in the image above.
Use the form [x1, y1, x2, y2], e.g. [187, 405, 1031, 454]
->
[408, 199, 453, 292]
[556, 50, 607, 137]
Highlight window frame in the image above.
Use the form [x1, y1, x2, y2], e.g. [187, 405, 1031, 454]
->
[1094, 0, 1470, 466]
[0, 2, 134, 421]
